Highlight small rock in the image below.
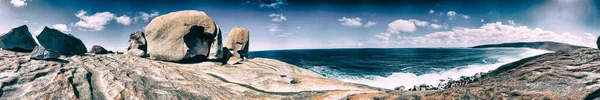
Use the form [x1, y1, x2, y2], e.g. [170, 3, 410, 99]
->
[290, 79, 300, 84]
[29, 46, 60, 60]
[394, 86, 405, 90]
[226, 56, 243, 65]
[89, 45, 108, 54]
[126, 49, 145, 57]
[0, 25, 38, 52]
[280, 75, 287, 77]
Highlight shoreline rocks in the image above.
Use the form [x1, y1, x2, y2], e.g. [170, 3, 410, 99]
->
[145, 10, 222, 62]
[37, 27, 87, 55]
[0, 25, 38, 52]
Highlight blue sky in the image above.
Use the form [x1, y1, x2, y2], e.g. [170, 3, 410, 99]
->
[1, 0, 599, 51]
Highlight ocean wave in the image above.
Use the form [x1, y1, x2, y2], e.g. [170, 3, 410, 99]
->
[320, 48, 552, 89]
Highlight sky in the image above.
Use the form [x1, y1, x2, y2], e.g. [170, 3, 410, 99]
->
[1, 0, 600, 51]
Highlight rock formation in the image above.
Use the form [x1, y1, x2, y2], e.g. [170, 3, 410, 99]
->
[0, 50, 382, 100]
[37, 27, 87, 55]
[125, 49, 145, 57]
[223, 27, 249, 64]
[89, 45, 108, 54]
[29, 46, 60, 60]
[127, 31, 147, 52]
[0, 25, 38, 52]
[145, 10, 223, 62]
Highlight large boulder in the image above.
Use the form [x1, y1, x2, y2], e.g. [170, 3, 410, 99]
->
[29, 46, 60, 60]
[37, 27, 87, 55]
[89, 45, 108, 54]
[0, 25, 38, 52]
[127, 31, 147, 51]
[223, 27, 250, 64]
[597, 36, 600, 49]
[145, 10, 223, 62]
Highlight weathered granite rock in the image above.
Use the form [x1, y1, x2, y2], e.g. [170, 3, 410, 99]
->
[89, 45, 108, 54]
[145, 10, 223, 62]
[0, 50, 382, 100]
[127, 31, 147, 52]
[223, 27, 249, 64]
[125, 49, 145, 57]
[0, 25, 38, 52]
[29, 46, 60, 60]
[36, 27, 87, 55]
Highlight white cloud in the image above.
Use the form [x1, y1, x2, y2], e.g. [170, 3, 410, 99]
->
[481, 19, 484, 22]
[460, 15, 470, 19]
[338, 17, 363, 27]
[135, 11, 160, 22]
[508, 20, 516, 25]
[268, 24, 282, 33]
[52, 24, 70, 32]
[10, 0, 27, 7]
[447, 11, 470, 19]
[408, 19, 429, 27]
[429, 10, 435, 14]
[375, 32, 392, 41]
[364, 21, 377, 27]
[115, 15, 132, 25]
[447, 11, 457, 17]
[73, 10, 116, 31]
[268, 24, 292, 37]
[387, 19, 416, 33]
[430, 24, 442, 29]
[386, 22, 596, 47]
[268, 14, 287, 22]
[259, 0, 284, 8]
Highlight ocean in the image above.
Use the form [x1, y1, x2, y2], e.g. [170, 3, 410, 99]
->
[248, 48, 551, 89]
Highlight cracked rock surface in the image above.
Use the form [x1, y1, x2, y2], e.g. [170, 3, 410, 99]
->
[0, 50, 381, 100]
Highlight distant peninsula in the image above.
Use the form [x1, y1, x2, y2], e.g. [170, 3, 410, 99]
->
[470, 41, 589, 52]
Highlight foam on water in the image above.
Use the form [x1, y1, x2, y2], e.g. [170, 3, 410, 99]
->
[311, 48, 552, 89]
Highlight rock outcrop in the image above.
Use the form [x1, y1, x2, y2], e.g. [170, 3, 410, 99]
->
[145, 10, 223, 62]
[344, 48, 600, 99]
[0, 50, 382, 100]
[37, 27, 87, 55]
[597, 36, 600, 49]
[29, 46, 60, 60]
[127, 31, 147, 53]
[470, 41, 588, 52]
[223, 27, 249, 64]
[89, 45, 108, 54]
[0, 25, 38, 52]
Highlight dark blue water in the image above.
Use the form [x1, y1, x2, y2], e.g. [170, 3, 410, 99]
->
[248, 48, 550, 89]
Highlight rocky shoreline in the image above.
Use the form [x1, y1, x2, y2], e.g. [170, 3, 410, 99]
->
[1, 10, 600, 99]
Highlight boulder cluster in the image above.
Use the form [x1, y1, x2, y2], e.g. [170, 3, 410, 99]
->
[0, 25, 89, 60]
[0, 10, 251, 64]
[139, 10, 250, 64]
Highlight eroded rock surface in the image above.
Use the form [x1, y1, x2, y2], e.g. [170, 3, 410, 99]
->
[0, 50, 382, 100]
